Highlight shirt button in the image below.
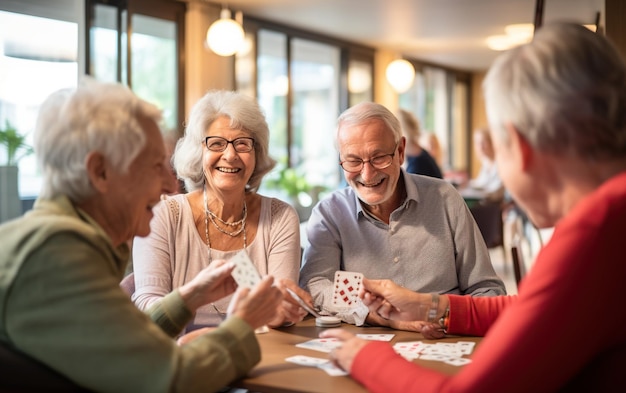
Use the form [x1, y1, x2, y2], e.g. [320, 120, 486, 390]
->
[393, 257, 399, 263]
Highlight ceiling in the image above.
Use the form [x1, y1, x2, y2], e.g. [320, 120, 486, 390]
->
[197, 0, 604, 72]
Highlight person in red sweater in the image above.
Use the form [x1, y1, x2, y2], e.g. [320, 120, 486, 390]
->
[320, 22, 626, 392]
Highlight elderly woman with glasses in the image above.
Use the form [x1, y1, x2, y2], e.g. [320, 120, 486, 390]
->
[132, 90, 312, 329]
[299, 101, 506, 331]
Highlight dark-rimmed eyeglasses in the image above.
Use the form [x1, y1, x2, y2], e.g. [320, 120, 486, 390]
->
[204, 136, 255, 153]
[339, 143, 398, 173]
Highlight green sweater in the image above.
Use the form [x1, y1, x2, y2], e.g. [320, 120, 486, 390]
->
[0, 196, 260, 392]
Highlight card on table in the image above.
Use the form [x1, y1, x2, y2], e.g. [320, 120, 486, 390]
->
[284, 355, 348, 377]
[392, 340, 474, 366]
[332, 271, 364, 308]
[285, 355, 329, 367]
[230, 250, 261, 288]
[317, 361, 349, 376]
[296, 338, 342, 353]
[356, 333, 395, 342]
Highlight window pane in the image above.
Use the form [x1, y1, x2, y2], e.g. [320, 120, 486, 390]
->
[348, 59, 373, 105]
[291, 38, 340, 192]
[90, 4, 122, 83]
[0, 10, 78, 198]
[131, 14, 178, 130]
[451, 80, 468, 172]
[257, 29, 288, 184]
[236, 33, 256, 98]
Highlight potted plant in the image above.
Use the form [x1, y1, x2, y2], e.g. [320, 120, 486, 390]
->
[264, 160, 327, 222]
[0, 120, 33, 222]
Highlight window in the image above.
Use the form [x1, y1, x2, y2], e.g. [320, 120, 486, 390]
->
[0, 1, 80, 199]
[87, 0, 185, 132]
[0, 0, 185, 205]
[399, 62, 470, 174]
[237, 18, 375, 220]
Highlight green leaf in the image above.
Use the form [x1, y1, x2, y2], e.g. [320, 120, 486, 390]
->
[0, 119, 33, 166]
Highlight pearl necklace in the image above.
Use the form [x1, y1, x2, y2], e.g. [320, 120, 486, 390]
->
[203, 187, 247, 262]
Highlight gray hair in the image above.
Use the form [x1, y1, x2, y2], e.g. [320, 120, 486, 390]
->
[335, 102, 402, 149]
[174, 90, 275, 193]
[34, 77, 162, 202]
[483, 22, 626, 160]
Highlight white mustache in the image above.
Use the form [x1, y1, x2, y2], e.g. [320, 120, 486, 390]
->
[355, 177, 384, 187]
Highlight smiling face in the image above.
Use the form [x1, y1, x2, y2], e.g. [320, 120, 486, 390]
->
[105, 115, 169, 242]
[203, 116, 256, 194]
[338, 119, 404, 209]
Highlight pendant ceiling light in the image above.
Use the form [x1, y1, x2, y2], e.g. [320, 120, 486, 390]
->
[386, 59, 415, 94]
[206, 7, 244, 57]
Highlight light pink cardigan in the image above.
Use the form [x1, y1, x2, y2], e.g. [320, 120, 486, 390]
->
[132, 193, 301, 327]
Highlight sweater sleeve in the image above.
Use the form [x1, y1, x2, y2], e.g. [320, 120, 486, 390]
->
[263, 198, 301, 282]
[6, 232, 259, 393]
[132, 199, 177, 311]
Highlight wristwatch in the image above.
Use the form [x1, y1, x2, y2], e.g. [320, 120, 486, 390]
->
[438, 306, 450, 333]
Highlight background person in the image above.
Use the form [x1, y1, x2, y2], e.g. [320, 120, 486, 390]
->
[320, 22, 626, 392]
[461, 125, 504, 201]
[397, 108, 443, 179]
[299, 101, 505, 329]
[0, 78, 283, 392]
[132, 90, 311, 329]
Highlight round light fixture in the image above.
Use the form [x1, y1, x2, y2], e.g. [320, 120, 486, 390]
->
[206, 8, 244, 56]
[385, 59, 415, 94]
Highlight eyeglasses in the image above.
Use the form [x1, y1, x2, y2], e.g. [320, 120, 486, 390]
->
[339, 143, 398, 173]
[204, 136, 255, 153]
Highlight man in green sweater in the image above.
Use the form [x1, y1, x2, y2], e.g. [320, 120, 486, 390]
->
[0, 78, 282, 392]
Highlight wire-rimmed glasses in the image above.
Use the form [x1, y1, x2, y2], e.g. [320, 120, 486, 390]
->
[339, 142, 398, 173]
[204, 136, 255, 153]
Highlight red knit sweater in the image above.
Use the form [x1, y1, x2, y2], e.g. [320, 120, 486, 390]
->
[351, 171, 626, 392]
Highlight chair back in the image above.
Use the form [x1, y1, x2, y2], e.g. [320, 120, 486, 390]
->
[510, 234, 527, 288]
[469, 201, 504, 249]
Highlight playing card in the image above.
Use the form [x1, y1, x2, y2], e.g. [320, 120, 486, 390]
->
[444, 357, 472, 366]
[317, 361, 349, 376]
[230, 250, 261, 288]
[332, 271, 363, 307]
[285, 355, 329, 367]
[296, 338, 342, 353]
[356, 333, 395, 341]
[420, 353, 454, 362]
[393, 341, 426, 354]
[286, 287, 321, 318]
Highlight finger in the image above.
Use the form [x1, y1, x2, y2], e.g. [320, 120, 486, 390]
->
[211, 259, 228, 268]
[421, 323, 446, 339]
[248, 275, 275, 296]
[208, 261, 236, 277]
[376, 300, 394, 319]
[362, 292, 383, 308]
[319, 328, 354, 341]
[227, 285, 251, 315]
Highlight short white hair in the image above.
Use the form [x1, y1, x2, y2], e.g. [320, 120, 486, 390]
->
[484, 22, 626, 160]
[35, 77, 162, 202]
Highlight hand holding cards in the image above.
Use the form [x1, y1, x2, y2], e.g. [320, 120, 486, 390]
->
[228, 250, 271, 333]
[230, 250, 262, 288]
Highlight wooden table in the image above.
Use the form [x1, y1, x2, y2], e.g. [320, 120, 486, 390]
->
[233, 317, 481, 393]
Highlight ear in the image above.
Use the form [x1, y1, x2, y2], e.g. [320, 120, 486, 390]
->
[504, 123, 533, 172]
[397, 136, 406, 163]
[85, 151, 109, 193]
